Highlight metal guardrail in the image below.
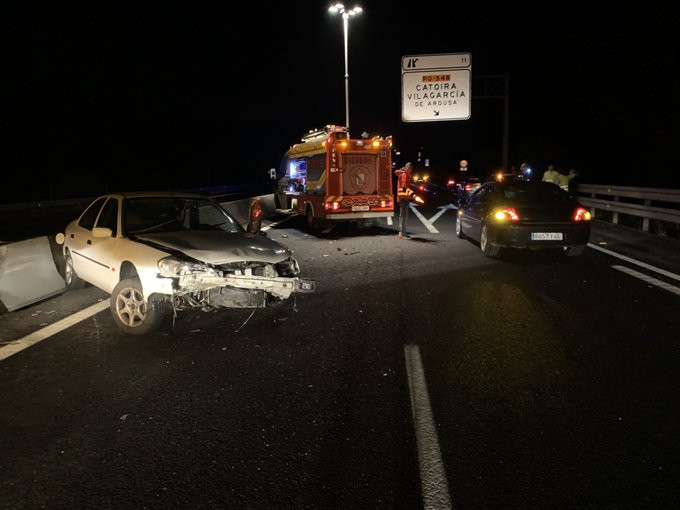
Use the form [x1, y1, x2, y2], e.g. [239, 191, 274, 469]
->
[577, 184, 680, 232]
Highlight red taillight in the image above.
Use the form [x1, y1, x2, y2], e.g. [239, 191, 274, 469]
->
[494, 207, 520, 222]
[447, 179, 455, 185]
[465, 184, 473, 191]
[324, 201, 340, 210]
[380, 200, 393, 208]
[574, 207, 592, 221]
[419, 185, 425, 191]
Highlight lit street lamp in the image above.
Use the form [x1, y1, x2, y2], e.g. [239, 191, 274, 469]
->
[328, 3, 362, 130]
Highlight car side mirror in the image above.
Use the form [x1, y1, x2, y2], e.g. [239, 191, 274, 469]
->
[92, 227, 113, 238]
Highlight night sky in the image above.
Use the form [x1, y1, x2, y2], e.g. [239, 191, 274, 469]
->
[3, 1, 679, 203]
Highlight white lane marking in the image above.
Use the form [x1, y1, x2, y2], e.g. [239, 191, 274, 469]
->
[611, 265, 680, 296]
[404, 344, 452, 510]
[0, 300, 110, 362]
[387, 215, 393, 226]
[410, 205, 440, 234]
[587, 243, 680, 283]
[261, 215, 294, 232]
[427, 204, 458, 225]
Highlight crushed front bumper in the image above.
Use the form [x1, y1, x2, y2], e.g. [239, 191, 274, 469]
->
[165, 273, 316, 310]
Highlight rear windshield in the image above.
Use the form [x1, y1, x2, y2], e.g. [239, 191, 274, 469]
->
[500, 182, 570, 203]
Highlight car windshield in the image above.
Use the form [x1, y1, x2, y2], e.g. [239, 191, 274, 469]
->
[124, 197, 244, 234]
[499, 182, 571, 203]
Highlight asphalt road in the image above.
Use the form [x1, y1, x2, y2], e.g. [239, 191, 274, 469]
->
[1, 200, 679, 509]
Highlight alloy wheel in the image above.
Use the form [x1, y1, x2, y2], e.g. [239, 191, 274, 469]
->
[115, 287, 148, 327]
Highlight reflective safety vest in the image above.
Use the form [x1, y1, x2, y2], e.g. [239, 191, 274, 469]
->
[397, 187, 414, 199]
[395, 169, 412, 199]
[247, 198, 263, 233]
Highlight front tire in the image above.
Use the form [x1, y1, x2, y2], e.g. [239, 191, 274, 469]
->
[110, 278, 166, 335]
[480, 223, 501, 258]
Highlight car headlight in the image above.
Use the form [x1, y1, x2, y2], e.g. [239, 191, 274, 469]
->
[158, 257, 212, 277]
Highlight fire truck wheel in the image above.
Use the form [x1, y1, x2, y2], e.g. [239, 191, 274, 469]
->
[306, 206, 319, 232]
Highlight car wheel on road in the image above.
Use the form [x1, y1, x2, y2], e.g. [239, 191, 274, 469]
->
[564, 245, 585, 257]
[110, 278, 166, 335]
[455, 216, 466, 239]
[480, 223, 501, 258]
[64, 251, 86, 289]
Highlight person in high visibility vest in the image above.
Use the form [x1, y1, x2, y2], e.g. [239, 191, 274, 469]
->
[247, 197, 263, 233]
[394, 162, 414, 239]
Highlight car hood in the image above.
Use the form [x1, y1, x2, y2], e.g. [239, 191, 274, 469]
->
[135, 231, 292, 265]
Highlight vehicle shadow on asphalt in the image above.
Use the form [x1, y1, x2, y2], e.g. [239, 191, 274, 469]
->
[269, 216, 398, 240]
[498, 248, 579, 266]
[405, 236, 440, 244]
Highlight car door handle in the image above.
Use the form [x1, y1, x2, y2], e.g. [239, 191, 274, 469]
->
[86, 240, 92, 245]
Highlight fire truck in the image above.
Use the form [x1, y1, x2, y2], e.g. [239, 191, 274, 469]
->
[276, 125, 394, 230]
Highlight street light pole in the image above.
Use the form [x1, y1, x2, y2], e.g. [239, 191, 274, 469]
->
[343, 14, 349, 129]
[329, 3, 362, 130]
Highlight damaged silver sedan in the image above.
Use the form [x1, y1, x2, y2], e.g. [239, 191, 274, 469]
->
[56, 192, 314, 334]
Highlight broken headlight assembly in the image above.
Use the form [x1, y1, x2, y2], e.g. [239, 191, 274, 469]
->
[158, 256, 218, 277]
[275, 258, 300, 277]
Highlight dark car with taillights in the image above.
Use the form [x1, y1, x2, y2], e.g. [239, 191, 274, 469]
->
[455, 180, 591, 257]
[451, 174, 482, 205]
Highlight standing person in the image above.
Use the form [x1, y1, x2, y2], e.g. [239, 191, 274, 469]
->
[247, 196, 262, 233]
[394, 162, 413, 239]
[567, 168, 581, 197]
[558, 168, 570, 190]
[519, 162, 532, 181]
[542, 164, 560, 185]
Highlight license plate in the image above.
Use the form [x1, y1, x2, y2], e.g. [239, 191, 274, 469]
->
[297, 279, 316, 292]
[531, 232, 563, 240]
[351, 205, 370, 212]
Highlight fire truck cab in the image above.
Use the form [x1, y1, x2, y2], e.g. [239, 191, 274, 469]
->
[276, 125, 394, 230]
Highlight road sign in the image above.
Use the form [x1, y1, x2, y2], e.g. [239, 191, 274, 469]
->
[401, 52, 471, 123]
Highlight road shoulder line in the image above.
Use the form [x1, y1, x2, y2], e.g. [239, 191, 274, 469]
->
[587, 243, 680, 282]
[0, 300, 110, 361]
[611, 265, 680, 296]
